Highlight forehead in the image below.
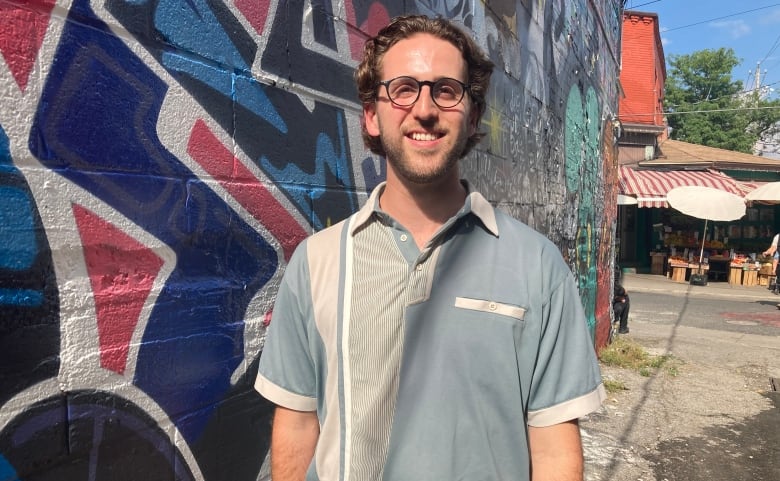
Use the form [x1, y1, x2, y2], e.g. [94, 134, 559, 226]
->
[380, 33, 467, 79]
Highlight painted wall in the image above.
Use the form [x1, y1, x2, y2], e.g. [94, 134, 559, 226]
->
[0, 0, 622, 479]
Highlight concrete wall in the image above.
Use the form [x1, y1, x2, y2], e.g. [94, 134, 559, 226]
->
[0, 0, 621, 479]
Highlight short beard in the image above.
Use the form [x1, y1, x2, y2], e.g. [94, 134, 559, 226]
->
[382, 134, 467, 185]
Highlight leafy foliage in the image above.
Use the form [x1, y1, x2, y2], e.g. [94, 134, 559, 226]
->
[664, 48, 780, 153]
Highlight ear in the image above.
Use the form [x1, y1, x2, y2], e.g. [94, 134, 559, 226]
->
[364, 103, 380, 137]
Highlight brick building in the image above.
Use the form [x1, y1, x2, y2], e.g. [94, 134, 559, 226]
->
[618, 10, 666, 163]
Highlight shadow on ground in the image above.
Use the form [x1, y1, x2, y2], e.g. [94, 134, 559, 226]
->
[644, 392, 780, 481]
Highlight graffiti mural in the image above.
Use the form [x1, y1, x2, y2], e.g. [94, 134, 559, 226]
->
[0, 0, 622, 479]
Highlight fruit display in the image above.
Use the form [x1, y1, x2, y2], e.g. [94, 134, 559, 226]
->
[663, 234, 727, 249]
[730, 255, 760, 269]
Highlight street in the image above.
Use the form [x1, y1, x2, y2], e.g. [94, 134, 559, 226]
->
[581, 275, 780, 481]
[630, 289, 780, 336]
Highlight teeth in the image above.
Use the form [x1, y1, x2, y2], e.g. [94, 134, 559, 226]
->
[411, 132, 438, 141]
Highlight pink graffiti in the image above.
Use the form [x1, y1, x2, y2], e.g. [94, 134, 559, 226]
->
[187, 119, 307, 261]
[73, 204, 165, 375]
[234, 0, 272, 35]
[721, 311, 780, 328]
[345, 1, 390, 61]
[0, 0, 55, 91]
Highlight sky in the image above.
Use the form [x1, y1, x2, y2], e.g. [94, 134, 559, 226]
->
[625, 1, 780, 98]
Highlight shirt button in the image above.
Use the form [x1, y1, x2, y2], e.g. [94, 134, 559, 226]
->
[488, 302, 497, 311]
[415, 264, 423, 271]
[400, 234, 408, 242]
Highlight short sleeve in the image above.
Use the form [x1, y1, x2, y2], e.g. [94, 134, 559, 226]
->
[527, 267, 605, 427]
[255, 241, 318, 412]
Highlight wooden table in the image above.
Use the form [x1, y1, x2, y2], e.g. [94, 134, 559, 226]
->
[668, 262, 709, 283]
[759, 263, 775, 287]
[742, 269, 759, 286]
[729, 266, 743, 285]
[650, 252, 666, 275]
[730, 264, 760, 286]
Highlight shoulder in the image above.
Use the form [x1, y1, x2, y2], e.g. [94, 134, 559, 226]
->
[483, 208, 574, 286]
[295, 213, 361, 257]
[492, 209, 565, 258]
[286, 216, 353, 280]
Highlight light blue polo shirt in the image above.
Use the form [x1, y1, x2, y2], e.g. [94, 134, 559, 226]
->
[256, 182, 605, 481]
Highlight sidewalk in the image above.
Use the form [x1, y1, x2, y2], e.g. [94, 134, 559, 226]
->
[621, 271, 776, 301]
[583, 270, 780, 481]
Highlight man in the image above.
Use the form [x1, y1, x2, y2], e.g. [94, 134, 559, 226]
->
[613, 268, 630, 334]
[762, 233, 779, 294]
[255, 14, 605, 481]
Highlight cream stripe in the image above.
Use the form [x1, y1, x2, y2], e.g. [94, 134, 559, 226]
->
[308, 223, 346, 481]
[341, 216, 356, 481]
[454, 296, 526, 319]
[528, 384, 607, 426]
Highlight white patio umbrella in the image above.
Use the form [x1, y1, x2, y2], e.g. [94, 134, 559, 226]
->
[745, 182, 780, 203]
[666, 186, 746, 282]
[617, 194, 638, 205]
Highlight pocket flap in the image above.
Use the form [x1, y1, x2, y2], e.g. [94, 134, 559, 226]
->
[454, 297, 526, 320]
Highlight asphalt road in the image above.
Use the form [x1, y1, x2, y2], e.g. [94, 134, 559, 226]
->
[630, 289, 780, 336]
[581, 278, 780, 481]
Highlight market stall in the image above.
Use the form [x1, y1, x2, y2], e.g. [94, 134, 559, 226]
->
[727, 255, 765, 286]
[665, 186, 746, 286]
[666, 255, 709, 283]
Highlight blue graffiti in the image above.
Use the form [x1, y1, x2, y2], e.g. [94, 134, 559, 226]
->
[162, 52, 287, 132]
[0, 455, 20, 481]
[0, 187, 38, 272]
[154, 0, 287, 132]
[29, 0, 277, 442]
[0, 289, 43, 307]
[0, 125, 46, 310]
[361, 155, 386, 193]
[108, 0, 359, 230]
[0, 123, 60, 408]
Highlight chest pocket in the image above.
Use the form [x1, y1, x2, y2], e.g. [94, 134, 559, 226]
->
[454, 297, 526, 320]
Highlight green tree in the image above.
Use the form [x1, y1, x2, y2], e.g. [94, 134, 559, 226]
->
[664, 48, 780, 153]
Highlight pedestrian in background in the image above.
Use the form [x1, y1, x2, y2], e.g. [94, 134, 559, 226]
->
[613, 268, 630, 334]
[255, 14, 605, 481]
[762, 232, 779, 293]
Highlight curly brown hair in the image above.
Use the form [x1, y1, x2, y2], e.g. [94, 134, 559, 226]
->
[355, 15, 494, 158]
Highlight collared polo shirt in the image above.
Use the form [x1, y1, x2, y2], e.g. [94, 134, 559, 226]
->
[256, 182, 605, 481]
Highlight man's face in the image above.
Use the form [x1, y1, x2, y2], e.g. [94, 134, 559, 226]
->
[364, 33, 477, 185]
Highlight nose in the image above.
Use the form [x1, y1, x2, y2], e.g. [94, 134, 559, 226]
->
[411, 84, 439, 119]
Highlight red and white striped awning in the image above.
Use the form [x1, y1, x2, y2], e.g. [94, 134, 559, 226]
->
[618, 167, 754, 208]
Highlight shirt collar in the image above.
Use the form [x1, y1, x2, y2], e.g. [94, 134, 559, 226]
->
[350, 181, 499, 237]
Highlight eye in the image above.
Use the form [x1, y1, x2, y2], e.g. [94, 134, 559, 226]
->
[389, 78, 419, 99]
[434, 79, 462, 100]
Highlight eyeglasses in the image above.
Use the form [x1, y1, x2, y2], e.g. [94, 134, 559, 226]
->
[376, 76, 470, 109]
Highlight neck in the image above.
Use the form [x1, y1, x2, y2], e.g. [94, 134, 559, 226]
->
[380, 170, 467, 249]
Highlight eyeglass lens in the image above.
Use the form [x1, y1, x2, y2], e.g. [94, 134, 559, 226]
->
[384, 77, 465, 108]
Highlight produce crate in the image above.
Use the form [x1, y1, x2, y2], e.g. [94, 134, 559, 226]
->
[729, 267, 742, 285]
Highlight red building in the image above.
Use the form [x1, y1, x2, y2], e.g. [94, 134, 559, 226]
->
[618, 10, 667, 164]
[616, 10, 780, 273]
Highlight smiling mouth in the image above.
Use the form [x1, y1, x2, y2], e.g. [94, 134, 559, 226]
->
[409, 132, 441, 141]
